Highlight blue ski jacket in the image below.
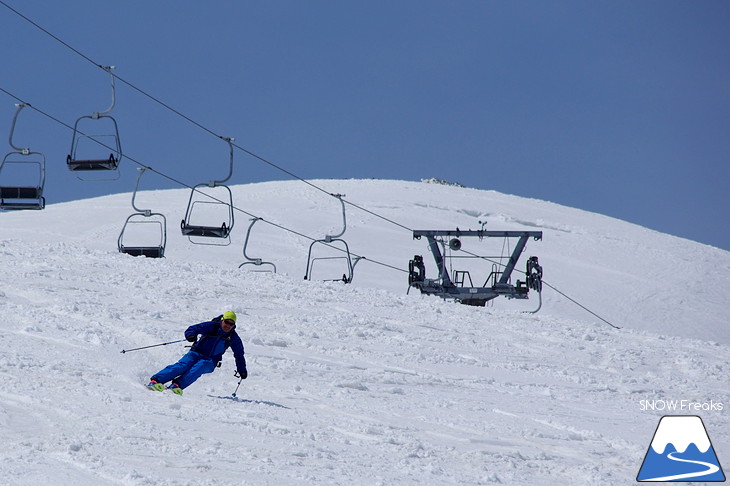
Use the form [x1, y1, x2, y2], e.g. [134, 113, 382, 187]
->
[185, 316, 247, 376]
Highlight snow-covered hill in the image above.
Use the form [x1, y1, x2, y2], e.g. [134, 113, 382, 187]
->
[1, 179, 728, 485]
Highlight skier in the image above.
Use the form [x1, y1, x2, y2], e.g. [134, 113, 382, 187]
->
[147, 311, 247, 395]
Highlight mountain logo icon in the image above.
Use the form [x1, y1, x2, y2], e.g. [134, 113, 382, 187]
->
[637, 415, 726, 482]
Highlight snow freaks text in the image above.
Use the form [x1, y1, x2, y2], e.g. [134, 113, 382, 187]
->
[639, 399, 724, 412]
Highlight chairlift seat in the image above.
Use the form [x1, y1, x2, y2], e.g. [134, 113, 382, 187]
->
[120, 246, 165, 258]
[0, 186, 44, 210]
[180, 221, 230, 239]
[0, 186, 42, 199]
[67, 153, 119, 171]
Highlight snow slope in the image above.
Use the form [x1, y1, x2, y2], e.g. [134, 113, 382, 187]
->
[0, 179, 728, 485]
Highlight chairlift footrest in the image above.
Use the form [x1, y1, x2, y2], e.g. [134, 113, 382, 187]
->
[0, 198, 45, 210]
[120, 246, 165, 258]
[181, 223, 230, 239]
[67, 154, 119, 171]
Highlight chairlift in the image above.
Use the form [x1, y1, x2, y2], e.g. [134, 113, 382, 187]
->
[238, 217, 276, 272]
[66, 66, 122, 180]
[118, 167, 167, 258]
[304, 194, 361, 283]
[408, 228, 543, 307]
[180, 137, 235, 245]
[0, 103, 45, 210]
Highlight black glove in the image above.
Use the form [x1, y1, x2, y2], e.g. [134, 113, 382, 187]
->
[186, 334, 197, 343]
[236, 370, 247, 379]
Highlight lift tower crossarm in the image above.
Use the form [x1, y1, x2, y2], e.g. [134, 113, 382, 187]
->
[411, 229, 543, 305]
[413, 231, 543, 279]
[413, 230, 543, 239]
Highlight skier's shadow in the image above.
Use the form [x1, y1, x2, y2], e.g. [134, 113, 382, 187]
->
[209, 395, 290, 409]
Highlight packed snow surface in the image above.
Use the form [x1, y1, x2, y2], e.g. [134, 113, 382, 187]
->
[1, 179, 728, 485]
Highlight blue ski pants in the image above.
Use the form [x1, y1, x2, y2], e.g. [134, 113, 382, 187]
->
[151, 350, 217, 389]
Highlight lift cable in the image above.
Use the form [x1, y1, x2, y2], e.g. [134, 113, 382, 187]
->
[1, 4, 619, 324]
[0, 86, 406, 276]
[455, 245, 619, 329]
[0, 0, 413, 234]
[540, 280, 621, 329]
[0, 84, 614, 325]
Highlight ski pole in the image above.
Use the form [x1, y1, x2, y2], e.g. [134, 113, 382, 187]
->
[232, 371, 244, 397]
[120, 339, 186, 354]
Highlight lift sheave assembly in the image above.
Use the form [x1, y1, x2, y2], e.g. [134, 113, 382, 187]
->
[409, 228, 543, 310]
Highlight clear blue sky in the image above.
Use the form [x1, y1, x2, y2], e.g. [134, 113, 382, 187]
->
[2, 1, 728, 250]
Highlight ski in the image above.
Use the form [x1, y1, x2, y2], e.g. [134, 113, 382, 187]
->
[146, 381, 164, 392]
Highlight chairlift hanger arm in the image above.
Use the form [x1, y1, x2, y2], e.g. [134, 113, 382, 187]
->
[240, 218, 277, 271]
[326, 193, 347, 241]
[241, 217, 276, 271]
[209, 136, 234, 186]
[94, 66, 116, 118]
[131, 167, 152, 215]
[242, 217, 262, 262]
[8, 103, 30, 153]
